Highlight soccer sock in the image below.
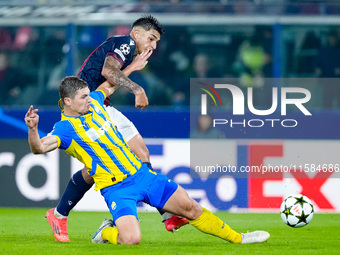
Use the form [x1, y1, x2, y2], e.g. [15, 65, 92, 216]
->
[102, 227, 119, 244]
[160, 212, 174, 221]
[188, 208, 242, 244]
[157, 207, 165, 216]
[55, 170, 93, 217]
[54, 208, 67, 219]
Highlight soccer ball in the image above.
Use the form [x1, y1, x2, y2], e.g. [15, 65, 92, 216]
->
[280, 194, 314, 228]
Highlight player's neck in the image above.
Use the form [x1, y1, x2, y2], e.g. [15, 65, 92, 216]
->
[64, 107, 83, 117]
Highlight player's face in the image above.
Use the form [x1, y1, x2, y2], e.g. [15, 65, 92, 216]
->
[135, 28, 160, 54]
[68, 87, 92, 116]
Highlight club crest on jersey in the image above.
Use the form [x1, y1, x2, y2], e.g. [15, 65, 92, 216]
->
[111, 201, 117, 210]
[120, 44, 130, 55]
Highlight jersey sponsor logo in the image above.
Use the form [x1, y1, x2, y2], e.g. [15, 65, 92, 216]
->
[86, 128, 101, 141]
[120, 44, 130, 55]
[114, 48, 125, 62]
[94, 105, 102, 114]
[85, 120, 113, 141]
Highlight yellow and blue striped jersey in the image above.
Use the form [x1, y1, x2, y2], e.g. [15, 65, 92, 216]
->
[51, 90, 144, 190]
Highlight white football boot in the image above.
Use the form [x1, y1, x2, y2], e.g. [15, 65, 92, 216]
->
[92, 218, 113, 243]
[240, 231, 270, 244]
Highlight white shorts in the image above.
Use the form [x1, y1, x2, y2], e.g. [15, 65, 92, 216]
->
[104, 105, 139, 142]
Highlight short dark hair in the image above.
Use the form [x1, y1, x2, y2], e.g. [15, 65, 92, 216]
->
[132, 15, 164, 36]
[59, 76, 88, 102]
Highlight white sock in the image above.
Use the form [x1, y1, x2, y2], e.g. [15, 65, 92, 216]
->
[54, 208, 68, 219]
[162, 212, 173, 221]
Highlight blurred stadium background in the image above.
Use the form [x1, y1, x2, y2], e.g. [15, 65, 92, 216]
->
[0, 0, 340, 214]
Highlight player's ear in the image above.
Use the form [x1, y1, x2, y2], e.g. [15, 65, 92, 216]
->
[64, 97, 72, 106]
[131, 27, 142, 41]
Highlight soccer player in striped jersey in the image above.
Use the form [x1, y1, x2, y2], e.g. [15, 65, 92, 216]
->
[25, 76, 270, 245]
[45, 15, 186, 242]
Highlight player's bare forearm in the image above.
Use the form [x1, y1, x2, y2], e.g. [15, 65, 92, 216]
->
[28, 132, 58, 154]
[25, 105, 58, 154]
[104, 68, 145, 95]
[102, 55, 146, 95]
[28, 127, 44, 154]
[25, 105, 42, 154]
[102, 56, 149, 109]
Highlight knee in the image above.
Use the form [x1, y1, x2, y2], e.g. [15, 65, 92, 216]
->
[118, 233, 141, 245]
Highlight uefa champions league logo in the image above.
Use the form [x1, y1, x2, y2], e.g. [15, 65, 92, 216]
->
[200, 83, 312, 128]
[120, 44, 130, 55]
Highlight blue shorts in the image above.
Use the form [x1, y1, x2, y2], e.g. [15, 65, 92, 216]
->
[100, 165, 178, 223]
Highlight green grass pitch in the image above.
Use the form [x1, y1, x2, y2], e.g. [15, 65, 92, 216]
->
[0, 208, 339, 255]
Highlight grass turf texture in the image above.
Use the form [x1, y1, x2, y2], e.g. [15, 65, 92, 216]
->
[0, 208, 339, 255]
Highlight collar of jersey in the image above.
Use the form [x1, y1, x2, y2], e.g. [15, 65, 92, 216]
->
[61, 110, 93, 120]
[129, 35, 136, 43]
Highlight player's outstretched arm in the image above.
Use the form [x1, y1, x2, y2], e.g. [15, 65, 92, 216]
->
[25, 105, 59, 154]
[101, 56, 149, 110]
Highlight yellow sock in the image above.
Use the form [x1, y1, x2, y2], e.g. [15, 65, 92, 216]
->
[188, 208, 242, 244]
[102, 226, 119, 244]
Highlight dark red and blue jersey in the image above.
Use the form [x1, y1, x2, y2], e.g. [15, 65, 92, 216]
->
[77, 35, 136, 92]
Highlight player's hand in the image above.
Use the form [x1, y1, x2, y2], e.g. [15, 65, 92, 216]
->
[25, 105, 39, 129]
[135, 90, 149, 110]
[130, 49, 153, 71]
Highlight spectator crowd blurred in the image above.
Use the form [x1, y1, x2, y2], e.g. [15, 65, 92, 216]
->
[1, 10, 340, 110]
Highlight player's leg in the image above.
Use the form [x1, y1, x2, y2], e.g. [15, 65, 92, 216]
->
[143, 170, 243, 243]
[127, 134, 150, 163]
[92, 182, 141, 245]
[152, 169, 246, 244]
[55, 167, 94, 216]
[105, 105, 188, 230]
[162, 186, 241, 243]
[46, 166, 93, 242]
[104, 215, 141, 245]
[162, 185, 270, 244]
[92, 215, 141, 245]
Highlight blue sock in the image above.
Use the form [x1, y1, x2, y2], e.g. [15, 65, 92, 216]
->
[144, 162, 153, 170]
[157, 208, 165, 215]
[56, 170, 93, 216]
